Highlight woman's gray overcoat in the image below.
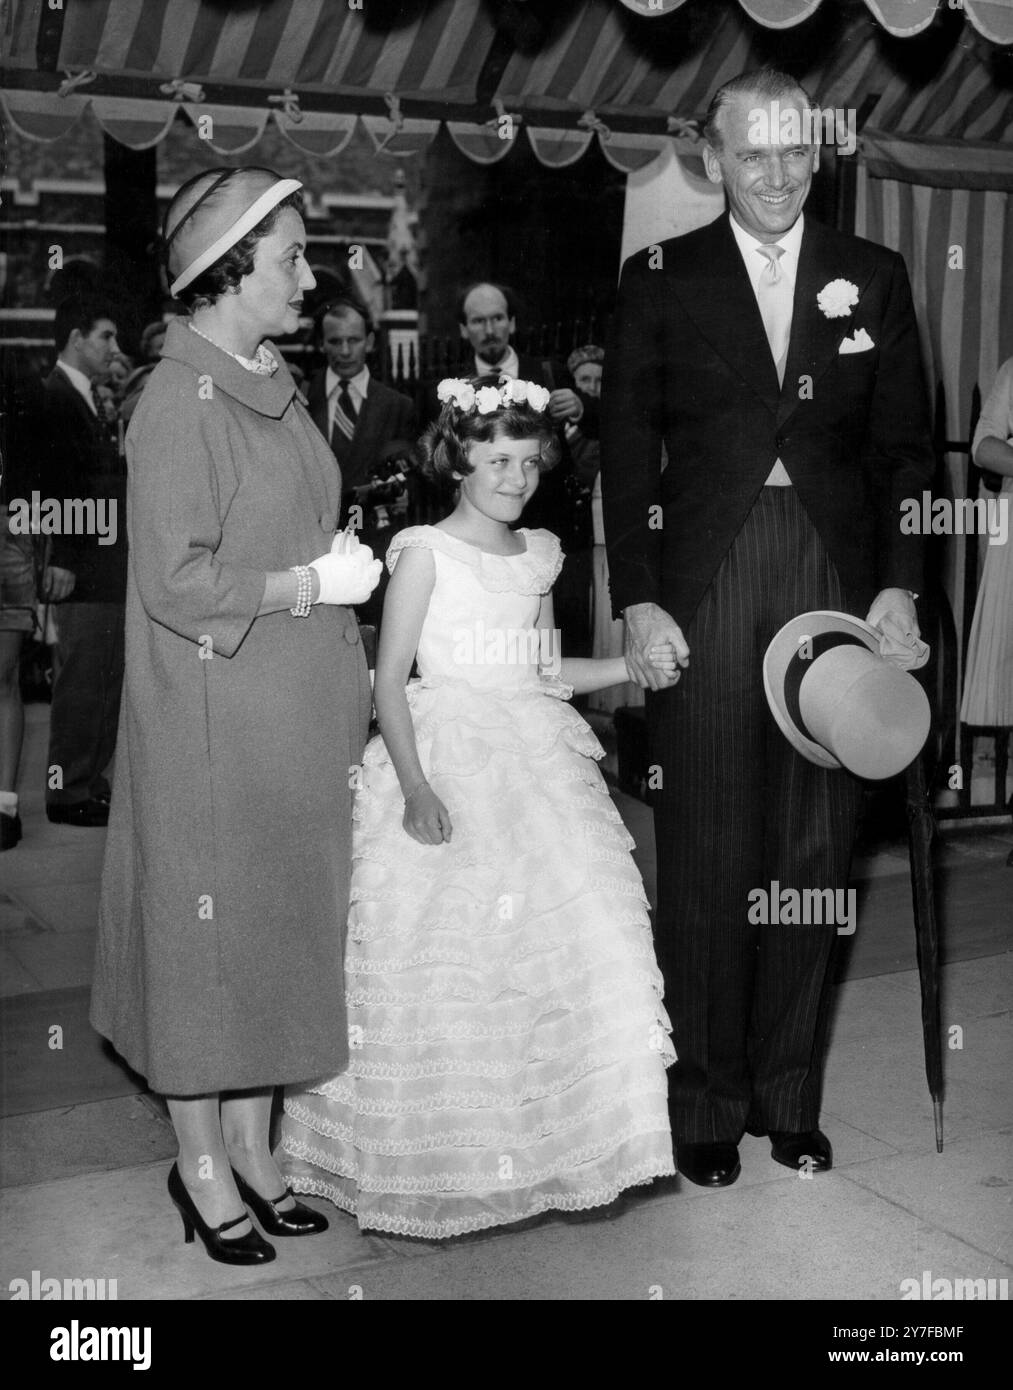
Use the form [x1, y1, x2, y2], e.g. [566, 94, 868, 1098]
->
[90, 319, 372, 1094]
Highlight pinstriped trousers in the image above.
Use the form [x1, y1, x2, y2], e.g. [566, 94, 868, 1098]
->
[647, 487, 864, 1143]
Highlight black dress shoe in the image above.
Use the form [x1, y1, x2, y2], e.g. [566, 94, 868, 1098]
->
[676, 1142, 741, 1188]
[769, 1129, 833, 1171]
[0, 813, 22, 850]
[167, 1164, 276, 1265]
[46, 799, 109, 827]
[232, 1168, 329, 1236]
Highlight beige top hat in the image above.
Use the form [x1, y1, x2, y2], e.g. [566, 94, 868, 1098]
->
[163, 167, 302, 297]
[763, 611, 931, 779]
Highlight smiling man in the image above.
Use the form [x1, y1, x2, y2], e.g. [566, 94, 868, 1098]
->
[601, 69, 934, 1188]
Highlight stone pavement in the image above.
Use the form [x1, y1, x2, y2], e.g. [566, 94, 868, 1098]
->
[1, 702, 1011, 1301]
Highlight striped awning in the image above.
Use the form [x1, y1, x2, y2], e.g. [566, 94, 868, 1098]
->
[619, 0, 1013, 45]
[2, 0, 1011, 181]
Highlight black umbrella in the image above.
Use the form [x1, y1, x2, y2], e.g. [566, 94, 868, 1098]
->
[905, 750, 944, 1151]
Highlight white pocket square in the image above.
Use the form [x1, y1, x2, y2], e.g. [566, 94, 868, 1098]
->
[839, 328, 875, 354]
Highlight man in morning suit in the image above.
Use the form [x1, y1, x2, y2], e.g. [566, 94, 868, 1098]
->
[601, 69, 934, 1187]
[42, 293, 127, 828]
[306, 295, 416, 629]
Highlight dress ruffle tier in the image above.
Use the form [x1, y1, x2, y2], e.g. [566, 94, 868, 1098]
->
[280, 527, 674, 1238]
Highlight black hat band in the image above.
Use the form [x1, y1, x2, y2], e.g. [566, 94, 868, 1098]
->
[782, 631, 868, 744]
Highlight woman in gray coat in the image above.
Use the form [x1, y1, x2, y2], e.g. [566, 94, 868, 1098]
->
[91, 168, 381, 1265]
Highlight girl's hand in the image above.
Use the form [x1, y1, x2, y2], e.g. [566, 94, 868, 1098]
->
[646, 641, 680, 677]
[403, 784, 453, 845]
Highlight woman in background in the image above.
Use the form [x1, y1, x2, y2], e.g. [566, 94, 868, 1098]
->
[960, 357, 1013, 728]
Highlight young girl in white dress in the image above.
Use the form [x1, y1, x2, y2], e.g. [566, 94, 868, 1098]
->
[281, 375, 676, 1238]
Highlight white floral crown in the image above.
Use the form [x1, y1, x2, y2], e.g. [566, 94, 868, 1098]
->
[436, 376, 552, 416]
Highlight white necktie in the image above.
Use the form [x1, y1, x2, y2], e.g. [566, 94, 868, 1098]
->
[755, 242, 793, 486]
[755, 243, 791, 385]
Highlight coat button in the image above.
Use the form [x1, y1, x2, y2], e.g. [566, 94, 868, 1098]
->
[344, 622, 360, 645]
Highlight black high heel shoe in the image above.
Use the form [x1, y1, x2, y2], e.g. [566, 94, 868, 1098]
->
[167, 1163, 276, 1265]
[231, 1167, 329, 1236]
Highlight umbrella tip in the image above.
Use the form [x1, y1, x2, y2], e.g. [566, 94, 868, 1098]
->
[933, 1099, 944, 1152]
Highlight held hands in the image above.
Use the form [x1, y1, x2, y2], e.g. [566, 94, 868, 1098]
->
[637, 642, 681, 680]
[402, 781, 453, 846]
[624, 603, 690, 690]
[309, 527, 382, 606]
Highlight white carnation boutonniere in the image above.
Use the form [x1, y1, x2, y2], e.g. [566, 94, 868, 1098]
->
[817, 279, 860, 319]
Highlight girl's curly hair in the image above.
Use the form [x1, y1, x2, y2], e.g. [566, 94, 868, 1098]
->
[170, 190, 305, 310]
[417, 374, 561, 483]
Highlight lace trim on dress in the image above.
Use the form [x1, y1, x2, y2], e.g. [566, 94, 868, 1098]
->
[387, 526, 563, 595]
[284, 1157, 675, 1239]
[338, 1041, 675, 1085]
[390, 680, 601, 757]
[350, 812, 637, 877]
[347, 885, 652, 944]
[348, 910, 650, 952]
[283, 1115, 672, 1195]
[294, 1047, 673, 1115]
[345, 911, 654, 974]
[340, 1006, 674, 1074]
[283, 1079, 670, 1157]
[347, 946, 664, 1006]
[354, 981, 664, 1046]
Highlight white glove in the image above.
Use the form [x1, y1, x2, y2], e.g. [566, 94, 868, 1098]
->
[309, 531, 382, 606]
[865, 588, 930, 671]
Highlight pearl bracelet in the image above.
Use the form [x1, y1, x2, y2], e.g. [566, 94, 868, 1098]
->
[289, 565, 313, 618]
[403, 778, 429, 803]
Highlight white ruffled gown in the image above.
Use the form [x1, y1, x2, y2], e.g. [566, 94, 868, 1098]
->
[280, 525, 675, 1238]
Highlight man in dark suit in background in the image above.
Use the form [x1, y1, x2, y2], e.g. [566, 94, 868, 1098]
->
[601, 70, 934, 1187]
[306, 295, 416, 629]
[42, 294, 127, 827]
[435, 281, 597, 653]
[307, 295, 417, 519]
